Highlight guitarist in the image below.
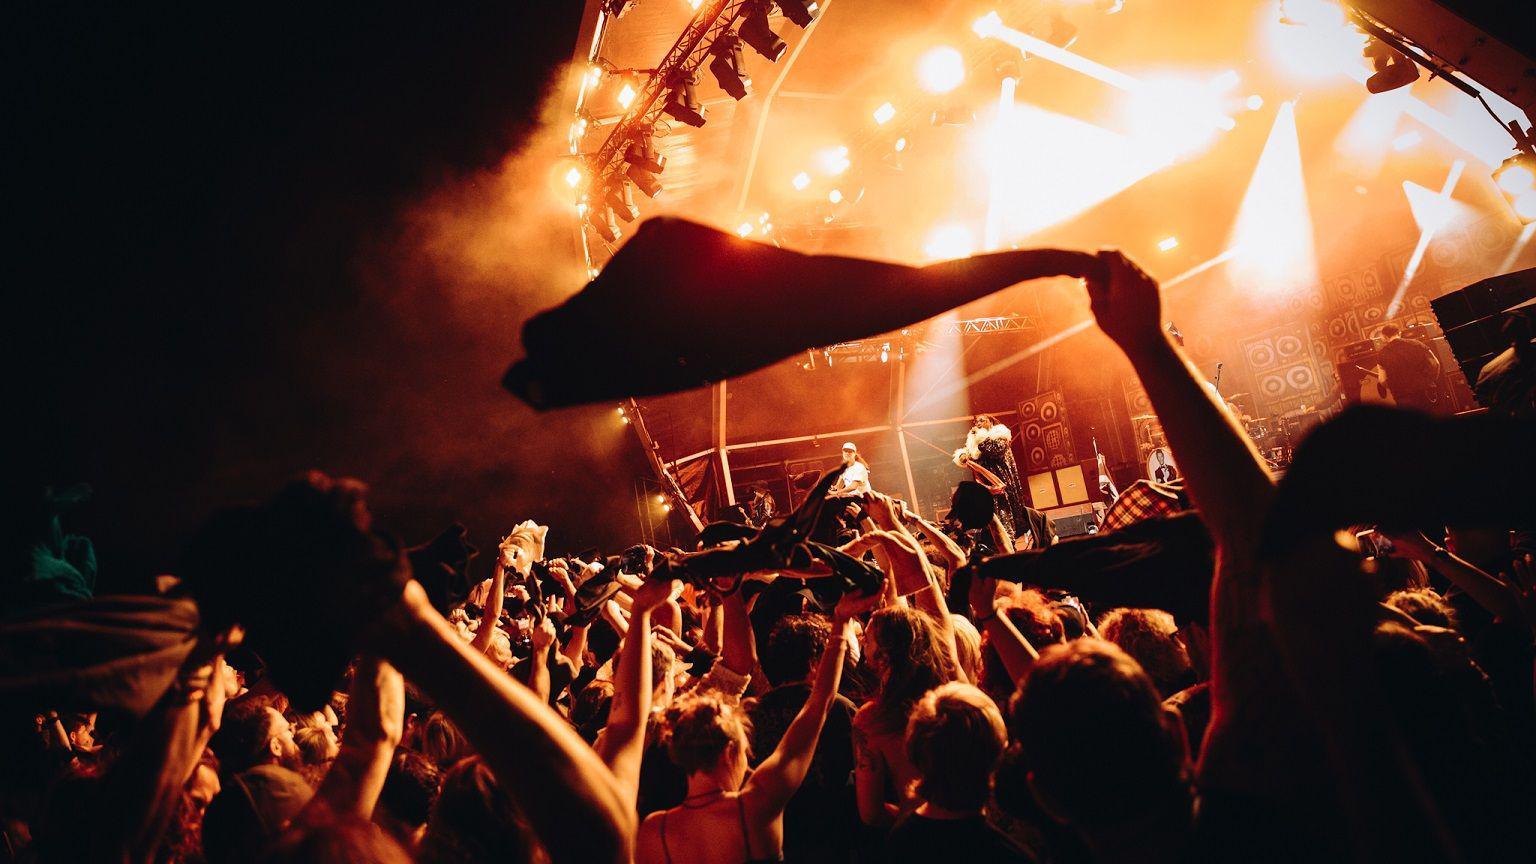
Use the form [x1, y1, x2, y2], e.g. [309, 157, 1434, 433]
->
[1377, 323, 1442, 411]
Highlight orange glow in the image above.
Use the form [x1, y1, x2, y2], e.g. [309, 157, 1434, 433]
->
[923, 223, 975, 260]
[1499, 164, 1535, 196]
[916, 46, 965, 94]
[1226, 101, 1318, 295]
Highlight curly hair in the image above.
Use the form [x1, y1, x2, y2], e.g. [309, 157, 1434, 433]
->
[659, 691, 752, 775]
[906, 683, 1007, 812]
[864, 606, 954, 735]
[1096, 608, 1192, 698]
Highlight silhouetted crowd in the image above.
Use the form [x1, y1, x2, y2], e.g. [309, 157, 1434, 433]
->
[4, 254, 1535, 864]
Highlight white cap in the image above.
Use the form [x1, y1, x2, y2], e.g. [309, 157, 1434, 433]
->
[841, 441, 857, 451]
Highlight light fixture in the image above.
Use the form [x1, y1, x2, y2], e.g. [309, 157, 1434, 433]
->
[603, 0, 636, 18]
[792, 171, 811, 190]
[617, 81, 638, 110]
[663, 72, 707, 127]
[606, 180, 640, 222]
[624, 135, 665, 198]
[828, 188, 843, 204]
[1246, 94, 1264, 111]
[778, 0, 820, 28]
[1158, 236, 1180, 251]
[737, 222, 754, 237]
[739, 1, 787, 62]
[710, 34, 751, 100]
[1493, 152, 1536, 223]
[1363, 37, 1419, 94]
[873, 102, 896, 124]
[655, 494, 666, 504]
[894, 137, 907, 152]
[589, 205, 622, 242]
[917, 46, 965, 94]
[564, 166, 585, 188]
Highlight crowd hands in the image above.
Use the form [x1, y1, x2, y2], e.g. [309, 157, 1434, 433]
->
[6, 250, 1535, 864]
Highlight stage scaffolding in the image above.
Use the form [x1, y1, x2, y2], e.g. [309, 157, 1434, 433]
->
[627, 313, 1035, 529]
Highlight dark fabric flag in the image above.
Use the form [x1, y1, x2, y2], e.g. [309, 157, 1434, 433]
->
[504, 218, 1101, 409]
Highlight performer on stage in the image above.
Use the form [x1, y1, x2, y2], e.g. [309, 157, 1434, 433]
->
[827, 441, 872, 498]
[1377, 323, 1442, 411]
[953, 415, 1037, 543]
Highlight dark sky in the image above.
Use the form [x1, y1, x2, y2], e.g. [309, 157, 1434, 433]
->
[9, 4, 666, 589]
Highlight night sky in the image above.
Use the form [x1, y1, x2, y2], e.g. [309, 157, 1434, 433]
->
[10, 5, 661, 589]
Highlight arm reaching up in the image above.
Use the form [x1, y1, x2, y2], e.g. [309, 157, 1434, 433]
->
[306, 657, 403, 819]
[597, 576, 679, 809]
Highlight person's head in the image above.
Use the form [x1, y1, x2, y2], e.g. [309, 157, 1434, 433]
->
[1381, 323, 1402, 340]
[191, 748, 223, 811]
[906, 683, 1006, 814]
[263, 813, 413, 864]
[949, 614, 983, 685]
[1003, 640, 1190, 834]
[651, 639, 678, 705]
[294, 722, 340, 766]
[660, 691, 752, 788]
[419, 757, 540, 864]
[419, 711, 470, 770]
[376, 749, 442, 850]
[202, 765, 316, 864]
[841, 442, 858, 466]
[999, 587, 1065, 647]
[1385, 587, 1459, 630]
[973, 414, 997, 431]
[762, 614, 832, 686]
[864, 606, 954, 733]
[214, 699, 302, 775]
[1096, 608, 1193, 698]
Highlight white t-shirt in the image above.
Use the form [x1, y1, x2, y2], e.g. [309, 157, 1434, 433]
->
[837, 460, 870, 493]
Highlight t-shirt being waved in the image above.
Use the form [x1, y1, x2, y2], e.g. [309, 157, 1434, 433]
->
[883, 813, 1034, 864]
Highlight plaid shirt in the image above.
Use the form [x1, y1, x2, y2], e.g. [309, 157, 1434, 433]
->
[1102, 479, 1191, 531]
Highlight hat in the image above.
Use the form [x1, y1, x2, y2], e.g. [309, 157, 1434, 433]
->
[841, 442, 856, 451]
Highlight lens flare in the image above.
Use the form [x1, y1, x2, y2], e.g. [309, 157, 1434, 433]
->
[917, 46, 966, 94]
[923, 223, 976, 260]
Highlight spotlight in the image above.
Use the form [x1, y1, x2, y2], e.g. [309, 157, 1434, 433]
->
[737, 222, 754, 237]
[1158, 236, 1179, 251]
[564, 166, 585, 188]
[792, 171, 811, 190]
[617, 406, 626, 415]
[1246, 94, 1264, 110]
[710, 34, 751, 100]
[588, 205, 622, 242]
[617, 81, 638, 110]
[894, 137, 907, 152]
[663, 72, 707, 127]
[1493, 152, 1536, 223]
[778, 0, 820, 28]
[603, 0, 636, 17]
[662, 503, 673, 512]
[873, 102, 896, 124]
[624, 136, 665, 198]
[655, 494, 666, 504]
[606, 180, 640, 222]
[739, 1, 787, 62]
[917, 46, 965, 94]
[828, 188, 843, 204]
[880, 342, 890, 363]
[1363, 37, 1419, 94]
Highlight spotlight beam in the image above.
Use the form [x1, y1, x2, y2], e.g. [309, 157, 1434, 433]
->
[1386, 159, 1465, 318]
[907, 248, 1241, 415]
[1496, 223, 1536, 275]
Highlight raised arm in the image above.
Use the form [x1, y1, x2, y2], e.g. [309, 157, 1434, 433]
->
[1086, 251, 1275, 555]
[744, 591, 868, 811]
[304, 656, 403, 819]
[596, 577, 679, 809]
[968, 573, 1038, 684]
[470, 561, 508, 656]
[372, 582, 633, 864]
[1386, 531, 1524, 624]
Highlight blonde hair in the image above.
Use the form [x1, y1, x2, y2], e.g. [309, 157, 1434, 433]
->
[660, 691, 752, 775]
[905, 683, 1006, 812]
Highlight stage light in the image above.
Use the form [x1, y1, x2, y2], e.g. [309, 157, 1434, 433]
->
[606, 180, 640, 222]
[617, 406, 626, 415]
[688, 0, 703, 8]
[1122, 76, 1238, 163]
[589, 205, 622, 242]
[603, 0, 636, 16]
[1267, 0, 1367, 82]
[662, 503, 673, 512]
[1391, 161, 1468, 314]
[894, 137, 907, 152]
[778, 0, 820, 28]
[880, 343, 890, 363]
[1246, 94, 1264, 110]
[923, 223, 975, 260]
[737, 221, 754, 237]
[663, 72, 707, 127]
[571, 118, 588, 140]
[624, 136, 665, 198]
[828, 188, 843, 204]
[1495, 156, 1535, 196]
[710, 34, 751, 100]
[564, 166, 584, 188]
[740, 1, 787, 62]
[873, 102, 896, 125]
[617, 81, 638, 110]
[585, 65, 604, 92]
[817, 145, 850, 175]
[1391, 130, 1421, 151]
[1158, 236, 1180, 251]
[973, 11, 1004, 39]
[1227, 101, 1318, 295]
[792, 171, 811, 190]
[917, 46, 965, 94]
[621, 414, 631, 424]
[1209, 69, 1240, 92]
[1493, 153, 1536, 223]
[1514, 191, 1536, 222]
[1363, 37, 1419, 94]
[655, 494, 666, 504]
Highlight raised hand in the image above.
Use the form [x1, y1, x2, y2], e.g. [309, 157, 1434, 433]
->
[630, 577, 682, 615]
[1498, 553, 1536, 637]
[530, 616, 558, 653]
[345, 656, 405, 748]
[1086, 250, 1165, 354]
[834, 582, 885, 623]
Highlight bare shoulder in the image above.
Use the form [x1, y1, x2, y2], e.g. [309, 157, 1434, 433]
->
[635, 810, 667, 861]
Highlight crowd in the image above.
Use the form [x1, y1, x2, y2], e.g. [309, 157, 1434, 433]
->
[4, 251, 1535, 864]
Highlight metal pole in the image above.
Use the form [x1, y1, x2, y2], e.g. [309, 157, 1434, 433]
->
[894, 351, 922, 516]
[714, 381, 737, 506]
